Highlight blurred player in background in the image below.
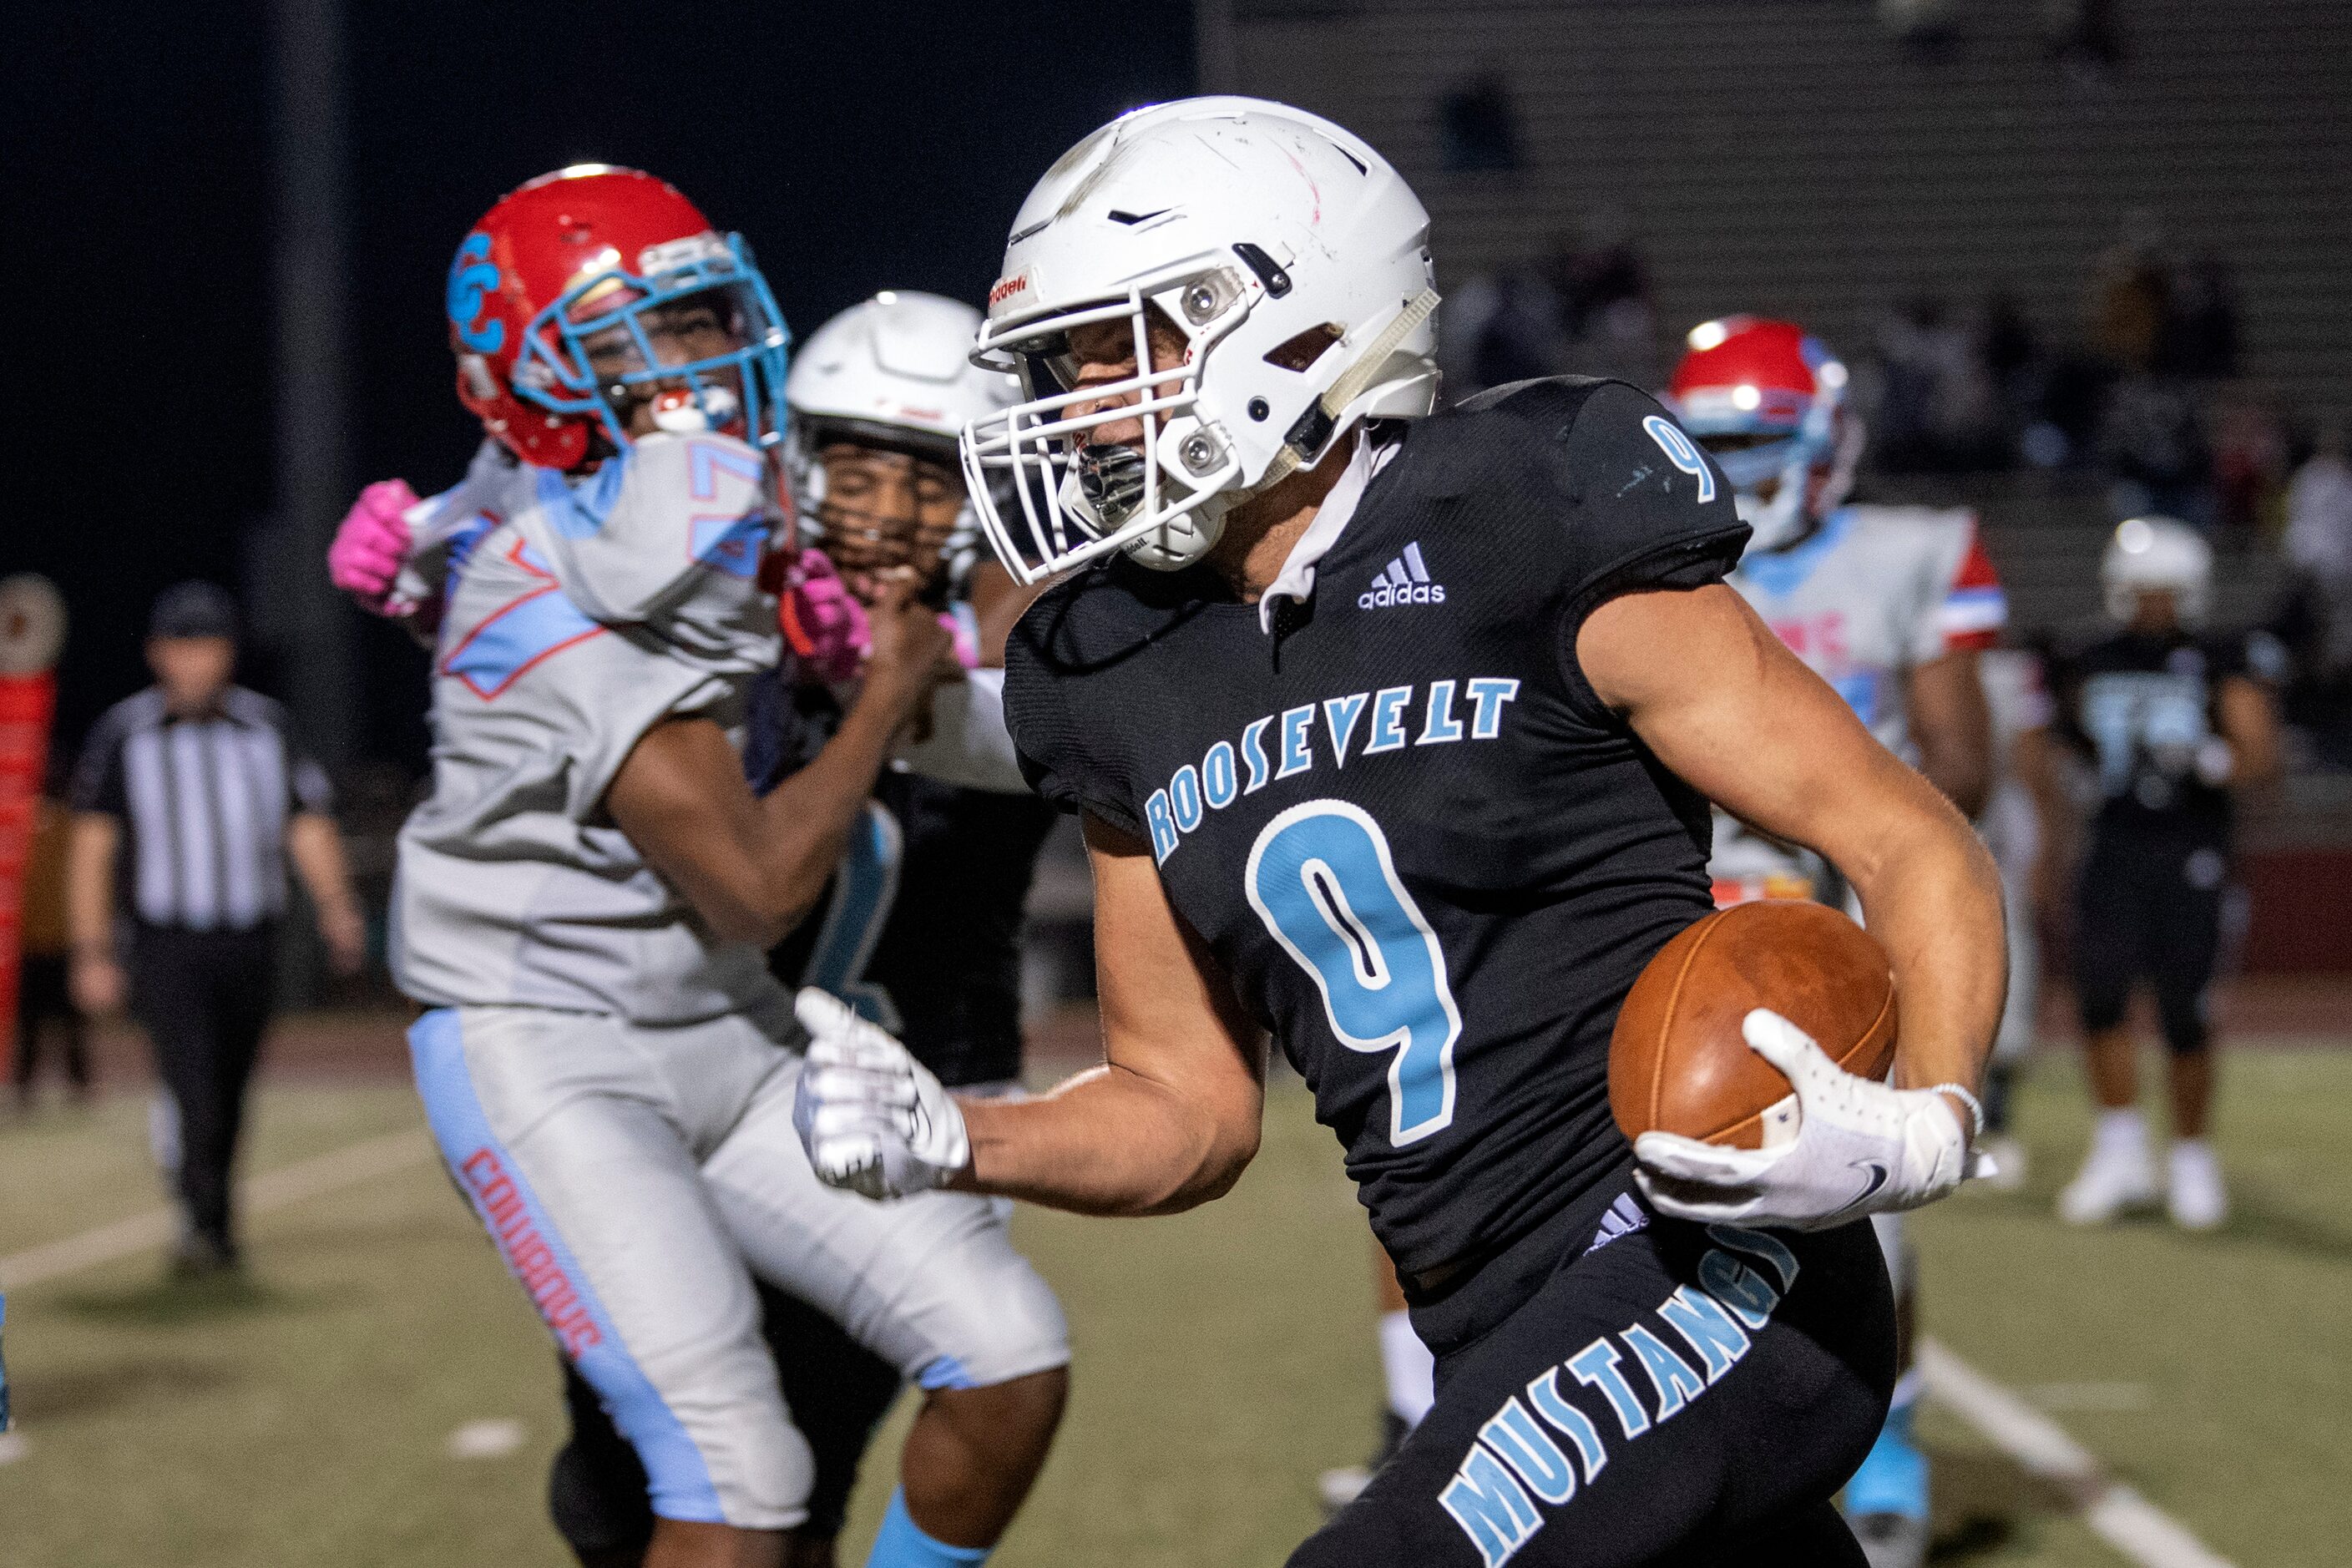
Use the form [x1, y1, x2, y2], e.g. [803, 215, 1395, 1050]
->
[1315, 1249, 1434, 1514]
[536, 290, 1057, 1568]
[346, 167, 1066, 1568]
[1973, 642, 2070, 1187]
[1669, 316, 2002, 1568]
[795, 98, 2007, 1568]
[2051, 518, 2281, 1231]
[12, 780, 89, 1113]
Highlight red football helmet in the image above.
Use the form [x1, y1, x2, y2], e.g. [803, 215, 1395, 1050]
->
[1666, 316, 1859, 549]
[446, 164, 792, 470]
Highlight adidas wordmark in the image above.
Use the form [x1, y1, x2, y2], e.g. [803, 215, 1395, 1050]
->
[1361, 541, 1446, 609]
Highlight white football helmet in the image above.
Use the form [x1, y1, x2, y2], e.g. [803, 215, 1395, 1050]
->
[961, 96, 1441, 584]
[2102, 515, 2212, 624]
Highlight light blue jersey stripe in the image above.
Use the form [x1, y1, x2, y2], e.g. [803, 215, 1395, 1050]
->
[407, 1009, 725, 1523]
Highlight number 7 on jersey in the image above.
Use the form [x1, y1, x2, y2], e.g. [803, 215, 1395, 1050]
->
[1247, 801, 1463, 1145]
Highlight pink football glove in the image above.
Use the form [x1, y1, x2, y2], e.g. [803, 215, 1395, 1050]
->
[329, 479, 420, 615]
[777, 548, 873, 684]
[938, 607, 983, 671]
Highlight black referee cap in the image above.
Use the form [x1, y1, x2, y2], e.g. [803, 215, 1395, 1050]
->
[149, 581, 239, 640]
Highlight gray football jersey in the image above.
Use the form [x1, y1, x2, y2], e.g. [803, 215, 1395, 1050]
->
[392, 432, 787, 1024]
[1710, 503, 2006, 901]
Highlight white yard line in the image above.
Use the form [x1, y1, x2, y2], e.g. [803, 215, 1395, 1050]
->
[1920, 1338, 2237, 1568]
[0, 1129, 433, 1292]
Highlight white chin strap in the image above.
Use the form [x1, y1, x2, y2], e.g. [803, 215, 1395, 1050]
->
[1126, 498, 1227, 571]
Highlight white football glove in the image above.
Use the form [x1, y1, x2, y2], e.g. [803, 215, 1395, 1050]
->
[1632, 1009, 1976, 1231]
[792, 988, 970, 1201]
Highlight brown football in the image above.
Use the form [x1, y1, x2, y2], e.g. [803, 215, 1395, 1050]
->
[1610, 901, 1899, 1150]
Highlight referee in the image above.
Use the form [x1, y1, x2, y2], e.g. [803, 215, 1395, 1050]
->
[65, 582, 364, 1275]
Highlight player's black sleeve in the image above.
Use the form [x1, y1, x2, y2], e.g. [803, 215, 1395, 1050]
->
[2208, 632, 2253, 684]
[1459, 377, 1750, 720]
[1001, 587, 1149, 839]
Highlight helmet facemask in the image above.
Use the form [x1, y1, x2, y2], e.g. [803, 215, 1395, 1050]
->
[512, 234, 792, 456]
[779, 289, 1020, 595]
[797, 428, 974, 598]
[964, 267, 1254, 584]
[962, 99, 1443, 585]
[1688, 403, 1862, 554]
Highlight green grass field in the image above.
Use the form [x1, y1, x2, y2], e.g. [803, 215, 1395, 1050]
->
[0, 1047, 2344, 1566]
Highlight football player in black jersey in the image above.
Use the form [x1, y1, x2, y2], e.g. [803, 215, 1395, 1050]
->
[2051, 516, 2280, 1232]
[794, 99, 2006, 1568]
[548, 292, 1060, 1568]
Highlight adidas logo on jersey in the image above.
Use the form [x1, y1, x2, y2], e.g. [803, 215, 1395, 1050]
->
[1360, 542, 1445, 609]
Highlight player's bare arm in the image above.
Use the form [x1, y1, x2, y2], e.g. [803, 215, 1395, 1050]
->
[957, 814, 1269, 1214]
[2011, 718, 2075, 917]
[2217, 671, 2283, 787]
[1904, 647, 1995, 817]
[609, 571, 954, 945]
[1578, 581, 2006, 1124]
[286, 811, 367, 975]
[63, 810, 124, 1014]
[792, 809, 1269, 1216]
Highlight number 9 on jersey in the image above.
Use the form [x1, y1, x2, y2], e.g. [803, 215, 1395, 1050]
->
[1247, 801, 1463, 1146]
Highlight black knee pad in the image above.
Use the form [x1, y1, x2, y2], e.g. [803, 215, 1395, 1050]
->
[2154, 989, 2212, 1056]
[758, 1282, 904, 1537]
[1981, 1061, 2016, 1136]
[549, 1359, 653, 1565]
[2076, 974, 2131, 1034]
[2152, 863, 2223, 1055]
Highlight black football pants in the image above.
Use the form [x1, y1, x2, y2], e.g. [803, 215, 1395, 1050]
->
[2074, 832, 2227, 1055]
[129, 924, 276, 1255]
[13, 955, 90, 1097]
[1293, 1181, 1894, 1568]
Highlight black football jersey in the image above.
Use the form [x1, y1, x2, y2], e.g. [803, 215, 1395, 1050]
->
[751, 670, 1058, 1089]
[857, 771, 1058, 1087]
[1003, 378, 1748, 1276]
[2055, 629, 2251, 850]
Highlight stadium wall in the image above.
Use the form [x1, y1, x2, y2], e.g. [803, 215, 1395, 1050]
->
[1203, 0, 2352, 422]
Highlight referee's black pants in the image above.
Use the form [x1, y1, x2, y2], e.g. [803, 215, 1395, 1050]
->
[130, 924, 277, 1256]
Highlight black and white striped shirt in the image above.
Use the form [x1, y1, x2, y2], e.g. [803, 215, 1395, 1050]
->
[70, 687, 332, 932]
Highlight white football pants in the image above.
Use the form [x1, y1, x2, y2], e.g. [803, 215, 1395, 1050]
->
[408, 1002, 1067, 1530]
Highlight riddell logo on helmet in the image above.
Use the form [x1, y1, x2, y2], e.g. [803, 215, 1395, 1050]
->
[988, 273, 1031, 308]
[1360, 543, 1445, 609]
[638, 233, 729, 275]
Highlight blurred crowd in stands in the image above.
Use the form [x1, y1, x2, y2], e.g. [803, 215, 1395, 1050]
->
[1439, 215, 2352, 771]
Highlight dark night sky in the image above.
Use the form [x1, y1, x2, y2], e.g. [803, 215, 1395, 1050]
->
[5, 1, 1194, 771]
